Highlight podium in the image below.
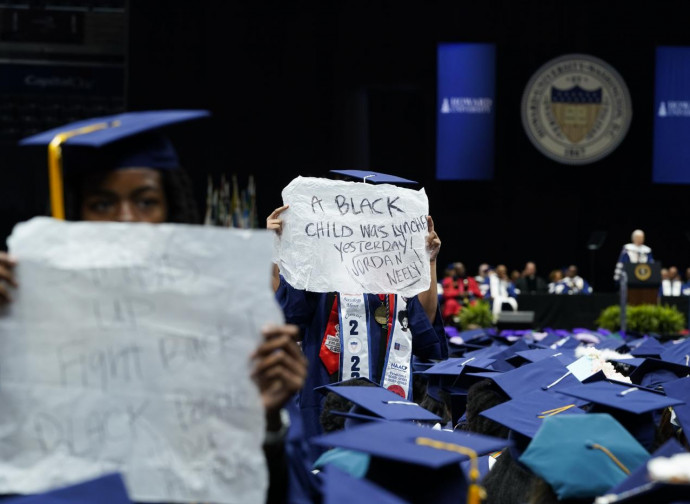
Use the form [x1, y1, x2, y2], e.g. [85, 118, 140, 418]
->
[622, 263, 661, 305]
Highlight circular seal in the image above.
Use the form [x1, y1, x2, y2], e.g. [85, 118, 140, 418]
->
[634, 264, 652, 282]
[521, 54, 632, 165]
[347, 337, 362, 354]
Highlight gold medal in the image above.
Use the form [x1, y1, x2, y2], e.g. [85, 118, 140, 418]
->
[374, 304, 388, 325]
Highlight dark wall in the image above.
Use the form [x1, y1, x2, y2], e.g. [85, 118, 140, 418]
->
[60, 1, 690, 290]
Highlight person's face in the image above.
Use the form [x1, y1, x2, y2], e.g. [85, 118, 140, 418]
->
[496, 265, 507, 278]
[567, 266, 577, 278]
[80, 168, 168, 223]
[454, 263, 466, 277]
[553, 270, 563, 282]
[669, 267, 678, 279]
[632, 232, 644, 246]
[524, 262, 536, 276]
[661, 268, 669, 280]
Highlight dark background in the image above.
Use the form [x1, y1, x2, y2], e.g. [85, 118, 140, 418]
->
[3, 1, 690, 292]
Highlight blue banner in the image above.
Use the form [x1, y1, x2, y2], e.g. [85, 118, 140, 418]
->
[653, 46, 690, 184]
[436, 43, 495, 181]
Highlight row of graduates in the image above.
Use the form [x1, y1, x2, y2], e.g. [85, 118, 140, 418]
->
[281, 327, 690, 504]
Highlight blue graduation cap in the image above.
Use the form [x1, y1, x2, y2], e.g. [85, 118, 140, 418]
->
[506, 348, 577, 368]
[312, 421, 509, 504]
[467, 355, 581, 399]
[602, 437, 687, 500]
[0, 473, 131, 504]
[423, 357, 496, 380]
[480, 389, 586, 440]
[317, 385, 441, 424]
[329, 170, 417, 185]
[557, 381, 684, 416]
[557, 381, 685, 450]
[19, 110, 210, 220]
[595, 481, 690, 504]
[484, 339, 532, 372]
[628, 358, 690, 389]
[519, 414, 650, 500]
[322, 465, 410, 504]
[663, 377, 690, 443]
[660, 338, 690, 367]
[629, 337, 667, 358]
[596, 337, 630, 353]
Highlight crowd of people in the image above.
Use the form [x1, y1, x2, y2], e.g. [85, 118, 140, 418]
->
[0, 111, 688, 504]
[441, 261, 593, 321]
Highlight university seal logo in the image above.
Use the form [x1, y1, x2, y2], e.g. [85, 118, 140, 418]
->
[521, 54, 632, 164]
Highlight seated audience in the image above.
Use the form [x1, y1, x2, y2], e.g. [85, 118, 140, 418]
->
[515, 261, 547, 295]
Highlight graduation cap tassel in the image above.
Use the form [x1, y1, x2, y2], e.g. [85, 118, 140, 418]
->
[586, 443, 631, 475]
[415, 437, 487, 504]
[48, 121, 119, 220]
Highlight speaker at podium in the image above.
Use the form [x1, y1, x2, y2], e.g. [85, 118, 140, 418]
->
[623, 262, 661, 305]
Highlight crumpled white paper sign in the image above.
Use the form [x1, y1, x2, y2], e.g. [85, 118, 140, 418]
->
[0, 217, 281, 504]
[275, 176, 431, 297]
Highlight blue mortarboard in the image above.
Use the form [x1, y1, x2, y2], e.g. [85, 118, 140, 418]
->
[0, 473, 132, 504]
[557, 381, 684, 415]
[628, 358, 690, 389]
[329, 170, 417, 185]
[660, 338, 690, 367]
[468, 356, 581, 399]
[597, 337, 630, 353]
[601, 438, 687, 499]
[480, 389, 586, 439]
[519, 414, 650, 500]
[312, 421, 509, 504]
[630, 337, 667, 358]
[423, 357, 496, 379]
[322, 465, 410, 504]
[317, 385, 441, 423]
[19, 110, 210, 219]
[595, 482, 690, 503]
[506, 348, 577, 368]
[557, 381, 685, 450]
[484, 339, 532, 372]
[664, 377, 690, 441]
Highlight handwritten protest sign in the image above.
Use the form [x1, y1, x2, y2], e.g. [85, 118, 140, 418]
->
[0, 217, 279, 504]
[275, 176, 431, 297]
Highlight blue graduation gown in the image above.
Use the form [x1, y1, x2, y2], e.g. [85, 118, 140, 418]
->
[276, 276, 448, 458]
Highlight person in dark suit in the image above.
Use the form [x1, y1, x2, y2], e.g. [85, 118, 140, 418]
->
[515, 261, 547, 294]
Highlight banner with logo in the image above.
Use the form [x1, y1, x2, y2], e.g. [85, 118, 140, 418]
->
[653, 46, 690, 184]
[436, 43, 495, 181]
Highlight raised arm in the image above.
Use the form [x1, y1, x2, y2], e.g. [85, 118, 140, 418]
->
[416, 216, 441, 324]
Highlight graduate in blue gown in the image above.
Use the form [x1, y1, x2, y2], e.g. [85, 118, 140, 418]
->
[267, 202, 448, 458]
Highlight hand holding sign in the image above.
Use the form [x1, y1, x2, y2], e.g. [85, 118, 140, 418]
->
[426, 216, 441, 262]
[274, 176, 432, 297]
